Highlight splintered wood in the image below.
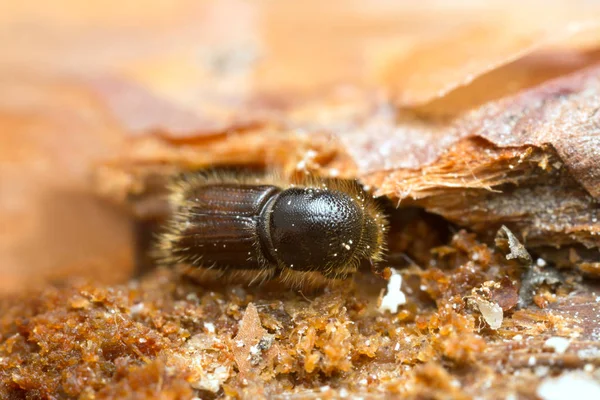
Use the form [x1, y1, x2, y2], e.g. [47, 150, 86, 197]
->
[232, 303, 279, 377]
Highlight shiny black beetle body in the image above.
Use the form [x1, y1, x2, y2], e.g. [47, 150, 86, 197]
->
[155, 170, 387, 288]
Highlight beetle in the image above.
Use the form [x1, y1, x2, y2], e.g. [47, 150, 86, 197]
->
[155, 169, 387, 289]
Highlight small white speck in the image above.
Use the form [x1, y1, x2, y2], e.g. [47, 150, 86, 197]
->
[348, 240, 353, 244]
[138, 338, 147, 343]
[379, 268, 406, 314]
[513, 334, 523, 341]
[130, 303, 145, 315]
[474, 298, 503, 330]
[249, 344, 260, 355]
[537, 258, 547, 267]
[394, 342, 400, 351]
[528, 356, 537, 366]
[296, 160, 306, 170]
[204, 322, 216, 333]
[339, 388, 349, 398]
[544, 337, 570, 354]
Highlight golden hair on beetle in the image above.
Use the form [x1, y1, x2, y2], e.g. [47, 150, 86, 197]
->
[154, 168, 387, 290]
